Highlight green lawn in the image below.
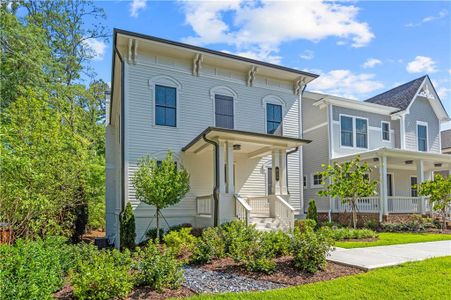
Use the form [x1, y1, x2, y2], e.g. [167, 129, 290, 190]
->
[185, 257, 451, 300]
[335, 232, 451, 248]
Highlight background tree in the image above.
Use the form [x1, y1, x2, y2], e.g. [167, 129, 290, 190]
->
[417, 174, 451, 231]
[132, 152, 190, 241]
[318, 157, 378, 228]
[307, 199, 318, 227]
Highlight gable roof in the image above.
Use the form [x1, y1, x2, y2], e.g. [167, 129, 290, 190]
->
[364, 75, 427, 110]
[441, 129, 451, 150]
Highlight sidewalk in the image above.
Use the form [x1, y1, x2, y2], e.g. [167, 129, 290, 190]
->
[328, 240, 451, 270]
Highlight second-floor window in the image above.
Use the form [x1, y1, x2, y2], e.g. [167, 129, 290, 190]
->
[381, 121, 390, 141]
[417, 122, 428, 152]
[340, 115, 368, 148]
[267, 103, 282, 135]
[355, 118, 368, 148]
[155, 85, 176, 127]
[215, 94, 234, 129]
[340, 115, 353, 147]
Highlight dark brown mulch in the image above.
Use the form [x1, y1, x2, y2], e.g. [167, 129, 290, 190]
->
[81, 230, 105, 243]
[53, 285, 74, 300]
[127, 286, 196, 300]
[200, 256, 363, 286]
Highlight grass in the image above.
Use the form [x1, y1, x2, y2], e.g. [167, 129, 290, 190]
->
[335, 232, 451, 248]
[185, 257, 451, 300]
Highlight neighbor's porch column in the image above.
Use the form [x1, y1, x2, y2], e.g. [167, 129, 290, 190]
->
[416, 160, 425, 215]
[279, 149, 287, 195]
[379, 156, 388, 221]
[226, 141, 235, 194]
[218, 141, 226, 194]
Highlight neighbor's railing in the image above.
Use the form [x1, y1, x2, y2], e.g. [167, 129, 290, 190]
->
[334, 197, 380, 213]
[234, 194, 252, 225]
[196, 194, 213, 216]
[272, 195, 296, 231]
[388, 196, 422, 213]
[247, 196, 270, 217]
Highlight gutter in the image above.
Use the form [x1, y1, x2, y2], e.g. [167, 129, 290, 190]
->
[202, 134, 219, 227]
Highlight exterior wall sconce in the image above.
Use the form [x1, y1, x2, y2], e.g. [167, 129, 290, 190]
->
[275, 167, 280, 181]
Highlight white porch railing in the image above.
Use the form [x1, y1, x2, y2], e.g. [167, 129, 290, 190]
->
[247, 196, 270, 217]
[334, 197, 380, 213]
[235, 194, 252, 225]
[272, 195, 296, 230]
[196, 194, 213, 216]
[388, 196, 422, 213]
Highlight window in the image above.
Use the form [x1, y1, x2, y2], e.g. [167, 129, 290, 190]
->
[266, 103, 282, 135]
[155, 85, 176, 127]
[312, 174, 323, 188]
[303, 176, 307, 187]
[381, 122, 390, 141]
[387, 174, 393, 197]
[411, 177, 418, 197]
[417, 123, 428, 152]
[215, 94, 234, 129]
[355, 118, 368, 148]
[340, 116, 353, 147]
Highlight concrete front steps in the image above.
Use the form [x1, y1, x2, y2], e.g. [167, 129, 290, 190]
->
[249, 216, 285, 231]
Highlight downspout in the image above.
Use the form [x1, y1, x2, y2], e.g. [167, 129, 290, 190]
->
[202, 134, 220, 227]
[285, 146, 299, 194]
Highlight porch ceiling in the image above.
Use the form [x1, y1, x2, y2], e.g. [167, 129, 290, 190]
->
[331, 147, 451, 171]
[182, 127, 311, 156]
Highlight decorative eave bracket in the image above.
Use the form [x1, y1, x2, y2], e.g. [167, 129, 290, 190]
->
[192, 53, 203, 76]
[294, 77, 307, 96]
[247, 66, 258, 87]
[128, 38, 138, 65]
[418, 84, 435, 100]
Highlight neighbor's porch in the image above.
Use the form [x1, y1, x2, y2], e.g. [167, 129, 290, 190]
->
[330, 148, 451, 221]
[182, 127, 310, 230]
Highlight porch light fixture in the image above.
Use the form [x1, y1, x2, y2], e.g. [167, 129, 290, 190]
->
[405, 160, 413, 165]
[373, 158, 379, 162]
[434, 163, 442, 167]
[233, 144, 241, 151]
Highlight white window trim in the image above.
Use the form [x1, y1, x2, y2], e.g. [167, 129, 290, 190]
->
[310, 173, 324, 189]
[210, 86, 238, 128]
[416, 121, 429, 152]
[149, 75, 182, 129]
[262, 95, 286, 135]
[381, 121, 391, 142]
[339, 114, 369, 149]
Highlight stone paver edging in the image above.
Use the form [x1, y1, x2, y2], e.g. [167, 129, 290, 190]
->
[327, 240, 451, 270]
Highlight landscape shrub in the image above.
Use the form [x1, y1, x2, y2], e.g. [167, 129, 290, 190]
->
[191, 227, 226, 264]
[70, 246, 134, 300]
[295, 219, 317, 232]
[220, 220, 261, 262]
[260, 230, 291, 257]
[167, 223, 192, 234]
[306, 199, 318, 226]
[0, 236, 74, 300]
[163, 227, 197, 260]
[291, 227, 334, 274]
[364, 219, 380, 231]
[134, 241, 184, 292]
[120, 202, 136, 250]
[320, 221, 343, 229]
[146, 227, 165, 242]
[243, 247, 276, 274]
[380, 215, 438, 232]
[325, 228, 377, 240]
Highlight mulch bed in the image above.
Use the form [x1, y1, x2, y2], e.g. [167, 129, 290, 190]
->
[200, 256, 363, 286]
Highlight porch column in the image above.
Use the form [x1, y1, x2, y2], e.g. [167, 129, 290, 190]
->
[279, 149, 287, 194]
[379, 156, 388, 221]
[226, 142, 235, 194]
[218, 141, 226, 194]
[416, 160, 425, 215]
[271, 149, 281, 195]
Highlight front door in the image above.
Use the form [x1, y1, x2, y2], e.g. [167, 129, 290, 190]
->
[387, 174, 393, 196]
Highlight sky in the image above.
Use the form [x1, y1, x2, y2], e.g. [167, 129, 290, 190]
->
[87, 0, 451, 129]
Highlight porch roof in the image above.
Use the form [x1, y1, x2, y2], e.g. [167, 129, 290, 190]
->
[182, 127, 311, 155]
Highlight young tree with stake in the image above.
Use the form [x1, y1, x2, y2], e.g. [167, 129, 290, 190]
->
[132, 152, 190, 241]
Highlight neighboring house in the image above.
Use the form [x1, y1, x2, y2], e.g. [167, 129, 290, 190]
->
[106, 29, 318, 246]
[442, 129, 451, 154]
[303, 75, 451, 222]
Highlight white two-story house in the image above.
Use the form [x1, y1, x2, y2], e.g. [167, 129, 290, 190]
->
[303, 75, 451, 223]
[106, 29, 318, 246]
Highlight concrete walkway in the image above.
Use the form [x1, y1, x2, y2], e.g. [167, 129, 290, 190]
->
[328, 240, 451, 270]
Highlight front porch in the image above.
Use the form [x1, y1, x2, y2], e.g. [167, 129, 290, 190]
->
[182, 127, 310, 230]
[330, 147, 451, 221]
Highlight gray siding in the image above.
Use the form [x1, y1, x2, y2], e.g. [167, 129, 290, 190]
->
[405, 97, 441, 153]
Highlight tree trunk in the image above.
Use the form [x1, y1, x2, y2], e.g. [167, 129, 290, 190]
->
[156, 207, 160, 242]
[443, 208, 447, 233]
[352, 198, 357, 229]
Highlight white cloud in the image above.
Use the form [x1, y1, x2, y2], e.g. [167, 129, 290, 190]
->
[130, 0, 147, 18]
[300, 50, 314, 60]
[179, 0, 374, 62]
[362, 58, 382, 68]
[405, 9, 448, 27]
[448, 69, 451, 75]
[84, 38, 107, 61]
[308, 69, 384, 99]
[406, 56, 437, 73]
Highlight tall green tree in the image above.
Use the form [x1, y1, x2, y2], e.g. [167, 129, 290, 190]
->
[132, 152, 190, 241]
[418, 174, 451, 231]
[318, 157, 378, 228]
